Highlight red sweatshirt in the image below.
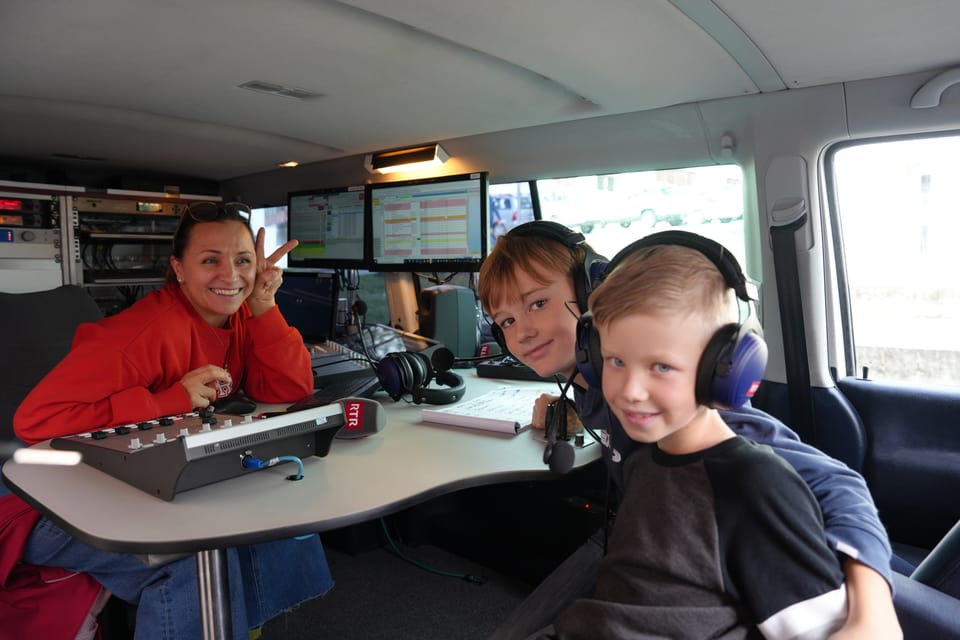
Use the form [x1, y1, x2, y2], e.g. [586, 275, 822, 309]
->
[13, 283, 313, 444]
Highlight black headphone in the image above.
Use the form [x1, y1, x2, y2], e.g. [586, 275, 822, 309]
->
[575, 230, 767, 408]
[490, 221, 607, 355]
[375, 347, 466, 405]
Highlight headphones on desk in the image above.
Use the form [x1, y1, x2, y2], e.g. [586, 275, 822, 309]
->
[575, 230, 767, 408]
[375, 346, 466, 405]
[490, 221, 607, 355]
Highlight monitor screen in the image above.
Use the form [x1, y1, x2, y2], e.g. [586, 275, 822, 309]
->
[287, 185, 368, 269]
[275, 270, 340, 342]
[366, 172, 488, 272]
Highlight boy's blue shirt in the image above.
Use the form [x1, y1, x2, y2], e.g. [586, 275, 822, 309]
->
[573, 383, 894, 589]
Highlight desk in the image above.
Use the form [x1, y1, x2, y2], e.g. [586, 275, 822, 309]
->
[2, 374, 600, 639]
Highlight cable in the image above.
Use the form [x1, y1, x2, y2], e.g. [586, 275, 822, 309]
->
[378, 518, 486, 585]
[240, 453, 304, 481]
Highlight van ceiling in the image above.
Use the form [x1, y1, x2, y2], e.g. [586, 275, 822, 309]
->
[0, 0, 958, 182]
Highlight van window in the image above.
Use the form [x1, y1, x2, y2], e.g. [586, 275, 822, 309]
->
[489, 182, 535, 247]
[832, 135, 960, 386]
[535, 165, 746, 271]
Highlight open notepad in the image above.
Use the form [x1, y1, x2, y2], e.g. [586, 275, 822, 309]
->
[420, 386, 554, 434]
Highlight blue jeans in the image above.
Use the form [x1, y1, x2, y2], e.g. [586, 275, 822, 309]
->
[22, 516, 333, 640]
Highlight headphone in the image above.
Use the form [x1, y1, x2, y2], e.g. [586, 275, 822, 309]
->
[350, 298, 466, 406]
[490, 221, 607, 355]
[375, 346, 466, 405]
[575, 230, 767, 408]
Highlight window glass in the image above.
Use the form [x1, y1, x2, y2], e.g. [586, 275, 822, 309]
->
[535, 165, 746, 272]
[833, 136, 960, 386]
[250, 205, 289, 269]
[489, 181, 535, 247]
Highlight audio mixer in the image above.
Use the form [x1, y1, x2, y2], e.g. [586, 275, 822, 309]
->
[50, 399, 383, 500]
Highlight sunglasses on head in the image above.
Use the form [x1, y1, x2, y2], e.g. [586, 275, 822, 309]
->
[182, 201, 251, 222]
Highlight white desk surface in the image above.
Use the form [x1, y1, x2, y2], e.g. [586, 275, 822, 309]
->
[2, 374, 600, 555]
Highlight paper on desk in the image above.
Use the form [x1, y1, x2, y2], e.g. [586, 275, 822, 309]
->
[420, 386, 552, 434]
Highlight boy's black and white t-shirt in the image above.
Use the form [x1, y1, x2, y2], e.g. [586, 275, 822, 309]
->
[553, 437, 847, 639]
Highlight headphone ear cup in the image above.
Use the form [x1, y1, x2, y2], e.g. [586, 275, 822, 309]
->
[376, 353, 415, 401]
[575, 311, 603, 388]
[697, 324, 768, 407]
[407, 352, 433, 404]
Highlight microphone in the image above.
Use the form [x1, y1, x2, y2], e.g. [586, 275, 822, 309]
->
[543, 386, 576, 475]
[334, 397, 387, 439]
[430, 342, 504, 370]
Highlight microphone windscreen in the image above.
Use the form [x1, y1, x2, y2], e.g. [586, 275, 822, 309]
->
[335, 397, 386, 439]
[352, 298, 368, 316]
[430, 346, 456, 372]
[477, 342, 502, 358]
[548, 440, 575, 475]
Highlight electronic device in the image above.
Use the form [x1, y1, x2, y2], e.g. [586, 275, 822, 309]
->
[50, 398, 385, 500]
[308, 339, 382, 388]
[375, 345, 466, 405]
[287, 185, 368, 269]
[475, 356, 557, 382]
[575, 230, 767, 408]
[366, 172, 488, 272]
[277, 270, 340, 342]
[416, 284, 480, 359]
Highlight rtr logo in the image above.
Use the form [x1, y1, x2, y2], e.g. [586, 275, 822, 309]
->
[344, 401, 362, 431]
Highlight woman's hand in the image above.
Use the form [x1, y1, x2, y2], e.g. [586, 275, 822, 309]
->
[531, 393, 560, 430]
[179, 365, 232, 408]
[247, 227, 298, 316]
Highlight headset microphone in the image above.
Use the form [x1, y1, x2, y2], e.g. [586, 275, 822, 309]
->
[543, 398, 576, 475]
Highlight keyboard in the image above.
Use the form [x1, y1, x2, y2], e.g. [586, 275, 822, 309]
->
[285, 372, 382, 413]
[475, 357, 559, 383]
[307, 339, 377, 387]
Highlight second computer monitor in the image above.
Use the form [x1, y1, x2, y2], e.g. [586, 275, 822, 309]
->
[366, 172, 488, 272]
[287, 185, 368, 269]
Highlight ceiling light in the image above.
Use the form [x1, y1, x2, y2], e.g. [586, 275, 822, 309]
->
[277, 161, 300, 168]
[364, 143, 449, 175]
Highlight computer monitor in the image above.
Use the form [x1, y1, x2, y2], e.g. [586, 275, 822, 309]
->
[366, 172, 488, 272]
[287, 185, 368, 269]
[275, 270, 340, 342]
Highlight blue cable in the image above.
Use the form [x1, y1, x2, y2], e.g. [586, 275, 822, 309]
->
[240, 453, 304, 481]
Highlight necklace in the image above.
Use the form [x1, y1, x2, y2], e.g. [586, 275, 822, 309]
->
[206, 321, 234, 398]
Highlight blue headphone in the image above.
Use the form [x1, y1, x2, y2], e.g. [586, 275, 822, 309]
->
[574, 230, 767, 408]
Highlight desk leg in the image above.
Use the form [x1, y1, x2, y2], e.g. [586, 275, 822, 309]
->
[196, 548, 233, 640]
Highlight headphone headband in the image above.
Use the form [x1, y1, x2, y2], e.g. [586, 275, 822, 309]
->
[601, 230, 752, 302]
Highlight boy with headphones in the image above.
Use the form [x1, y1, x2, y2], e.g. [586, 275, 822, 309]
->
[549, 237, 846, 637]
[477, 221, 900, 639]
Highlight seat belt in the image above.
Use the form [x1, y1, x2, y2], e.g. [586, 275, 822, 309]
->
[769, 206, 817, 447]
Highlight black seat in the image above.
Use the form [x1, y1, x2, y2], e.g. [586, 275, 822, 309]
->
[0, 285, 104, 444]
[0, 286, 137, 638]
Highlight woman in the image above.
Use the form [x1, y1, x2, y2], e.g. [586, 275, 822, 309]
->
[5, 201, 330, 639]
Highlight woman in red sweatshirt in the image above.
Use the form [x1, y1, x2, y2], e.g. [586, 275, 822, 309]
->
[2, 202, 330, 640]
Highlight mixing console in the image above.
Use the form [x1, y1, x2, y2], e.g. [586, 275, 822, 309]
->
[51, 402, 361, 500]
